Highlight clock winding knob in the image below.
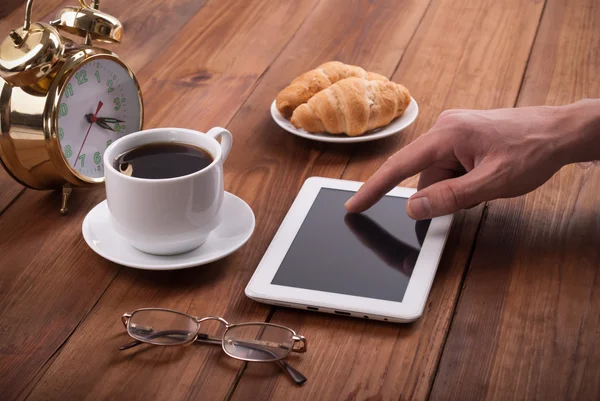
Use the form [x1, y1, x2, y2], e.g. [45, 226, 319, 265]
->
[53, 1, 123, 45]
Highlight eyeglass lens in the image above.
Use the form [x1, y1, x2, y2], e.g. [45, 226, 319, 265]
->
[223, 323, 295, 362]
[128, 309, 199, 345]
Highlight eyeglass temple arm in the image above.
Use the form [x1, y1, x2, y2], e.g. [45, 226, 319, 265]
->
[275, 357, 306, 385]
[194, 334, 306, 385]
[118, 331, 307, 385]
[197, 330, 306, 354]
[292, 335, 307, 353]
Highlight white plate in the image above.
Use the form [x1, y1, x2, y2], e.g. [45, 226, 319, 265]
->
[82, 192, 255, 270]
[270, 97, 418, 143]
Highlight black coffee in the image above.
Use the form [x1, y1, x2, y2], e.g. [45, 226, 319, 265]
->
[114, 142, 213, 179]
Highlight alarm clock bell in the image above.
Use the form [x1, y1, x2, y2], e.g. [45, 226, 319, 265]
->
[0, 0, 143, 215]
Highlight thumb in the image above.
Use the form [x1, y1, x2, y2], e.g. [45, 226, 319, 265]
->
[406, 167, 493, 219]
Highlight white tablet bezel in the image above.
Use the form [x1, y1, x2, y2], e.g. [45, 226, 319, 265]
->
[245, 177, 454, 322]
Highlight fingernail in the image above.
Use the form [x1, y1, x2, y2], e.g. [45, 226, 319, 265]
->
[408, 197, 431, 219]
[344, 197, 356, 211]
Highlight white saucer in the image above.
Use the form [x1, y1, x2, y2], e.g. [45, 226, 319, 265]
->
[270, 97, 418, 143]
[82, 192, 255, 270]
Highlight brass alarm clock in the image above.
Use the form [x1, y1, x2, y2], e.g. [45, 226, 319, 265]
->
[0, 0, 143, 214]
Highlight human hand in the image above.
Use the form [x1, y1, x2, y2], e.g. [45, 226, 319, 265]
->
[345, 99, 600, 219]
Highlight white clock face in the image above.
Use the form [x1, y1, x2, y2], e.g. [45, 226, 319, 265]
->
[57, 58, 141, 179]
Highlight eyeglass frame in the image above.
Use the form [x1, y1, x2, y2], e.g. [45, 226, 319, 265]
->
[119, 308, 308, 384]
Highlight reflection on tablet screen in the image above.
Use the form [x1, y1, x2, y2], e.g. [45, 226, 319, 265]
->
[271, 189, 431, 302]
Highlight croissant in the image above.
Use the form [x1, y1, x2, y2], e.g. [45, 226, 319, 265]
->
[290, 77, 411, 137]
[275, 61, 388, 118]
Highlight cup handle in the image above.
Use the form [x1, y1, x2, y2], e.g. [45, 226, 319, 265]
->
[206, 127, 233, 161]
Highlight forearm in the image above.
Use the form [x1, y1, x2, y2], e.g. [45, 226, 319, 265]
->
[558, 98, 600, 164]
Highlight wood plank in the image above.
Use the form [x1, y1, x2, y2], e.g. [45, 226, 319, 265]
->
[0, 170, 24, 214]
[430, 0, 600, 399]
[230, 0, 546, 399]
[0, 0, 65, 34]
[0, 1, 318, 400]
[0, 0, 23, 20]
[22, 0, 432, 399]
[0, 187, 120, 400]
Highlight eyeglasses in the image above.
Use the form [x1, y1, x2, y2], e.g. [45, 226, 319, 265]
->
[119, 308, 308, 385]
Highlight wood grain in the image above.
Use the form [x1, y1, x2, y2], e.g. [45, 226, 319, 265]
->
[0, 1, 318, 400]
[0, 0, 66, 33]
[23, 0, 432, 399]
[430, 0, 600, 399]
[0, 0, 24, 20]
[0, 170, 24, 214]
[230, 0, 546, 400]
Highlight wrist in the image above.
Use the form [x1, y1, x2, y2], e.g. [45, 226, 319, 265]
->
[556, 98, 600, 165]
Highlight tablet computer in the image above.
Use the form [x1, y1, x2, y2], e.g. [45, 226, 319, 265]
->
[245, 177, 453, 322]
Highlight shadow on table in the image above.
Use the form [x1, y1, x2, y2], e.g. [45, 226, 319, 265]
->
[470, 198, 600, 267]
[117, 256, 228, 289]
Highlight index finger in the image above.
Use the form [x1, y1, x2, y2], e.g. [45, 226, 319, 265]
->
[344, 133, 440, 213]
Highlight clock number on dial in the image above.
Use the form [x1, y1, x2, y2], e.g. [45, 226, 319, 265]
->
[58, 59, 141, 179]
[75, 70, 88, 85]
[64, 83, 73, 98]
[115, 123, 126, 133]
[59, 103, 68, 117]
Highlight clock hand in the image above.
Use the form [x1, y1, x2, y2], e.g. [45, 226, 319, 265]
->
[86, 116, 125, 124]
[97, 120, 116, 131]
[97, 117, 125, 124]
[85, 115, 124, 130]
[75, 101, 103, 168]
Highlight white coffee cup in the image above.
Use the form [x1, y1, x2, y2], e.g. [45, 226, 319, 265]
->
[103, 127, 232, 255]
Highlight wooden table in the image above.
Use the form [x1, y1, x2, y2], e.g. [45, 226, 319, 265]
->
[1, 0, 599, 400]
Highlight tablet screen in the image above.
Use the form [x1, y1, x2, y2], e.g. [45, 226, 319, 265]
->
[271, 188, 431, 302]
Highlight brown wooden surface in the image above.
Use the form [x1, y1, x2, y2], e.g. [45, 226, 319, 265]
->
[0, 0, 318, 399]
[0, 0, 23, 20]
[23, 1, 429, 399]
[0, 0, 598, 400]
[430, 0, 600, 400]
[0, 169, 23, 214]
[231, 0, 546, 399]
